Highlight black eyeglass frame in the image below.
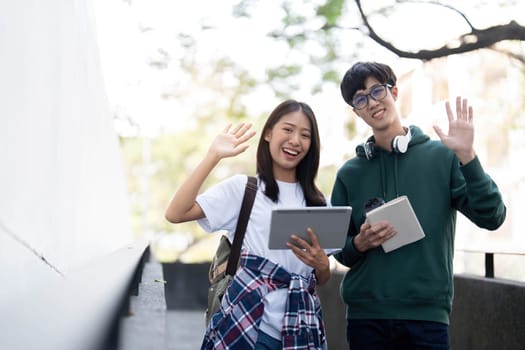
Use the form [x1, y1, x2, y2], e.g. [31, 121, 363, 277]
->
[352, 83, 393, 110]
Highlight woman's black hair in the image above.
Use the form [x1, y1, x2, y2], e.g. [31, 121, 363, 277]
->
[256, 99, 326, 206]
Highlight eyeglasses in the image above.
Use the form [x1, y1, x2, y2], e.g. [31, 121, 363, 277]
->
[352, 83, 393, 110]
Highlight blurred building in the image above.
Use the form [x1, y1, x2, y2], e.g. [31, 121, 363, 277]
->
[0, 0, 133, 301]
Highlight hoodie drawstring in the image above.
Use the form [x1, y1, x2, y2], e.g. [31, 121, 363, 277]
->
[379, 152, 387, 199]
[379, 150, 401, 200]
[394, 155, 400, 199]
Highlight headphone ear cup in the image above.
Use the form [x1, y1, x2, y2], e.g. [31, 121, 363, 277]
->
[391, 135, 401, 153]
[364, 141, 376, 160]
[392, 128, 411, 153]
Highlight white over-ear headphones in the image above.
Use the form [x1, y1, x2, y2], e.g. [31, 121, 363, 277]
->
[364, 127, 412, 160]
[391, 127, 412, 154]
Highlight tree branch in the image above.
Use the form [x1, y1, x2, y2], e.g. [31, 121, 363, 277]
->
[398, 0, 477, 31]
[354, 0, 525, 61]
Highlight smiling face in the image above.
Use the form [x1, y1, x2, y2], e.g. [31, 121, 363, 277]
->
[264, 110, 312, 182]
[353, 76, 400, 133]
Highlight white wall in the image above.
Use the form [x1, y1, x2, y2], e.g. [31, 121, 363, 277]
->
[0, 0, 133, 301]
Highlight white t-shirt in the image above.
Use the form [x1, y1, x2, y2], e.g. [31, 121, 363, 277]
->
[197, 174, 322, 339]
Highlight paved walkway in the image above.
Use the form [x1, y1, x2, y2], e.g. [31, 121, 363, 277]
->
[118, 257, 205, 350]
[167, 310, 205, 350]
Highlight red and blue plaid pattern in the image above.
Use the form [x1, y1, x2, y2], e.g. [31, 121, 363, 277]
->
[201, 253, 327, 350]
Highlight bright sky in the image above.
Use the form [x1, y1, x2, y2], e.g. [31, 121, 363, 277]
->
[93, 0, 287, 136]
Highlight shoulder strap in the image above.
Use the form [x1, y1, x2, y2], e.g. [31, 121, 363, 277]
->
[225, 176, 257, 276]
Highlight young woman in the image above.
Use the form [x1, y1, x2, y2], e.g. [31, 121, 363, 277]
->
[165, 99, 331, 350]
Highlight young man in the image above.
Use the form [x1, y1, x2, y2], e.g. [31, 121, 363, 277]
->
[331, 61, 506, 349]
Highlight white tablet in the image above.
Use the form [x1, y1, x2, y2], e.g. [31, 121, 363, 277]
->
[268, 206, 352, 249]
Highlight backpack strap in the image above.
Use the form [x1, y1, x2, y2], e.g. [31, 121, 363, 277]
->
[225, 176, 257, 276]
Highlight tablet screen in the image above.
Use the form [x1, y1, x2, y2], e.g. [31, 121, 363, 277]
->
[268, 206, 352, 249]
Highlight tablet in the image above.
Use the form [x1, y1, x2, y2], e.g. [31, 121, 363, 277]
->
[268, 206, 352, 249]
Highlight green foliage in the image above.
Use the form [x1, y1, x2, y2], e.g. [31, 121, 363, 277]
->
[266, 65, 301, 80]
[317, 164, 338, 198]
[265, 65, 302, 99]
[344, 115, 357, 140]
[316, 0, 345, 26]
[232, 0, 258, 18]
[120, 0, 525, 243]
[321, 69, 340, 84]
[282, 0, 307, 27]
[120, 107, 268, 237]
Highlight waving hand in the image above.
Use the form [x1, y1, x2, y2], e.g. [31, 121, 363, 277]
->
[165, 122, 255, 223]
[209, 123, 256, 160]
[433, 96, 476, 164]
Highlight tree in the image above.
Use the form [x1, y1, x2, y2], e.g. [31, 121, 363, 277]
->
[115, 0, 525, 240]
[114, 18, 272, 237]
[234, 0, 525, 90]
[340, 0, 525, 62]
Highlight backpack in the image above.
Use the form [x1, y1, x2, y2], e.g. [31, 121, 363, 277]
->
[205, 176, 257, 326]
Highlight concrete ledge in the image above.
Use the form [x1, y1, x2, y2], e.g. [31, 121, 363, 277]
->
[450, 274, 525, 350]
[118, 257, 168, 350]
[162, 262, 209, 310]
[0, 240, 149, 350]
[317, 272, 347, 349]
[318, 272, 525, 350]
[162, 264, 525, 350]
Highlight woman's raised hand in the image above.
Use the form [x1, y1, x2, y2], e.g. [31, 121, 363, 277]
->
[209, 123, 256, 160]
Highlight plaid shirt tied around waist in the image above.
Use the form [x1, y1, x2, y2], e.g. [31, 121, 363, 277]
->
[201, 253, 327, 350]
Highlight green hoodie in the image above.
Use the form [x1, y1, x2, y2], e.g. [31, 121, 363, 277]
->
[331, 125, 506, 324]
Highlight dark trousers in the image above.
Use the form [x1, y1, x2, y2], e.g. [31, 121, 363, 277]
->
[346, 319, 449, 350]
